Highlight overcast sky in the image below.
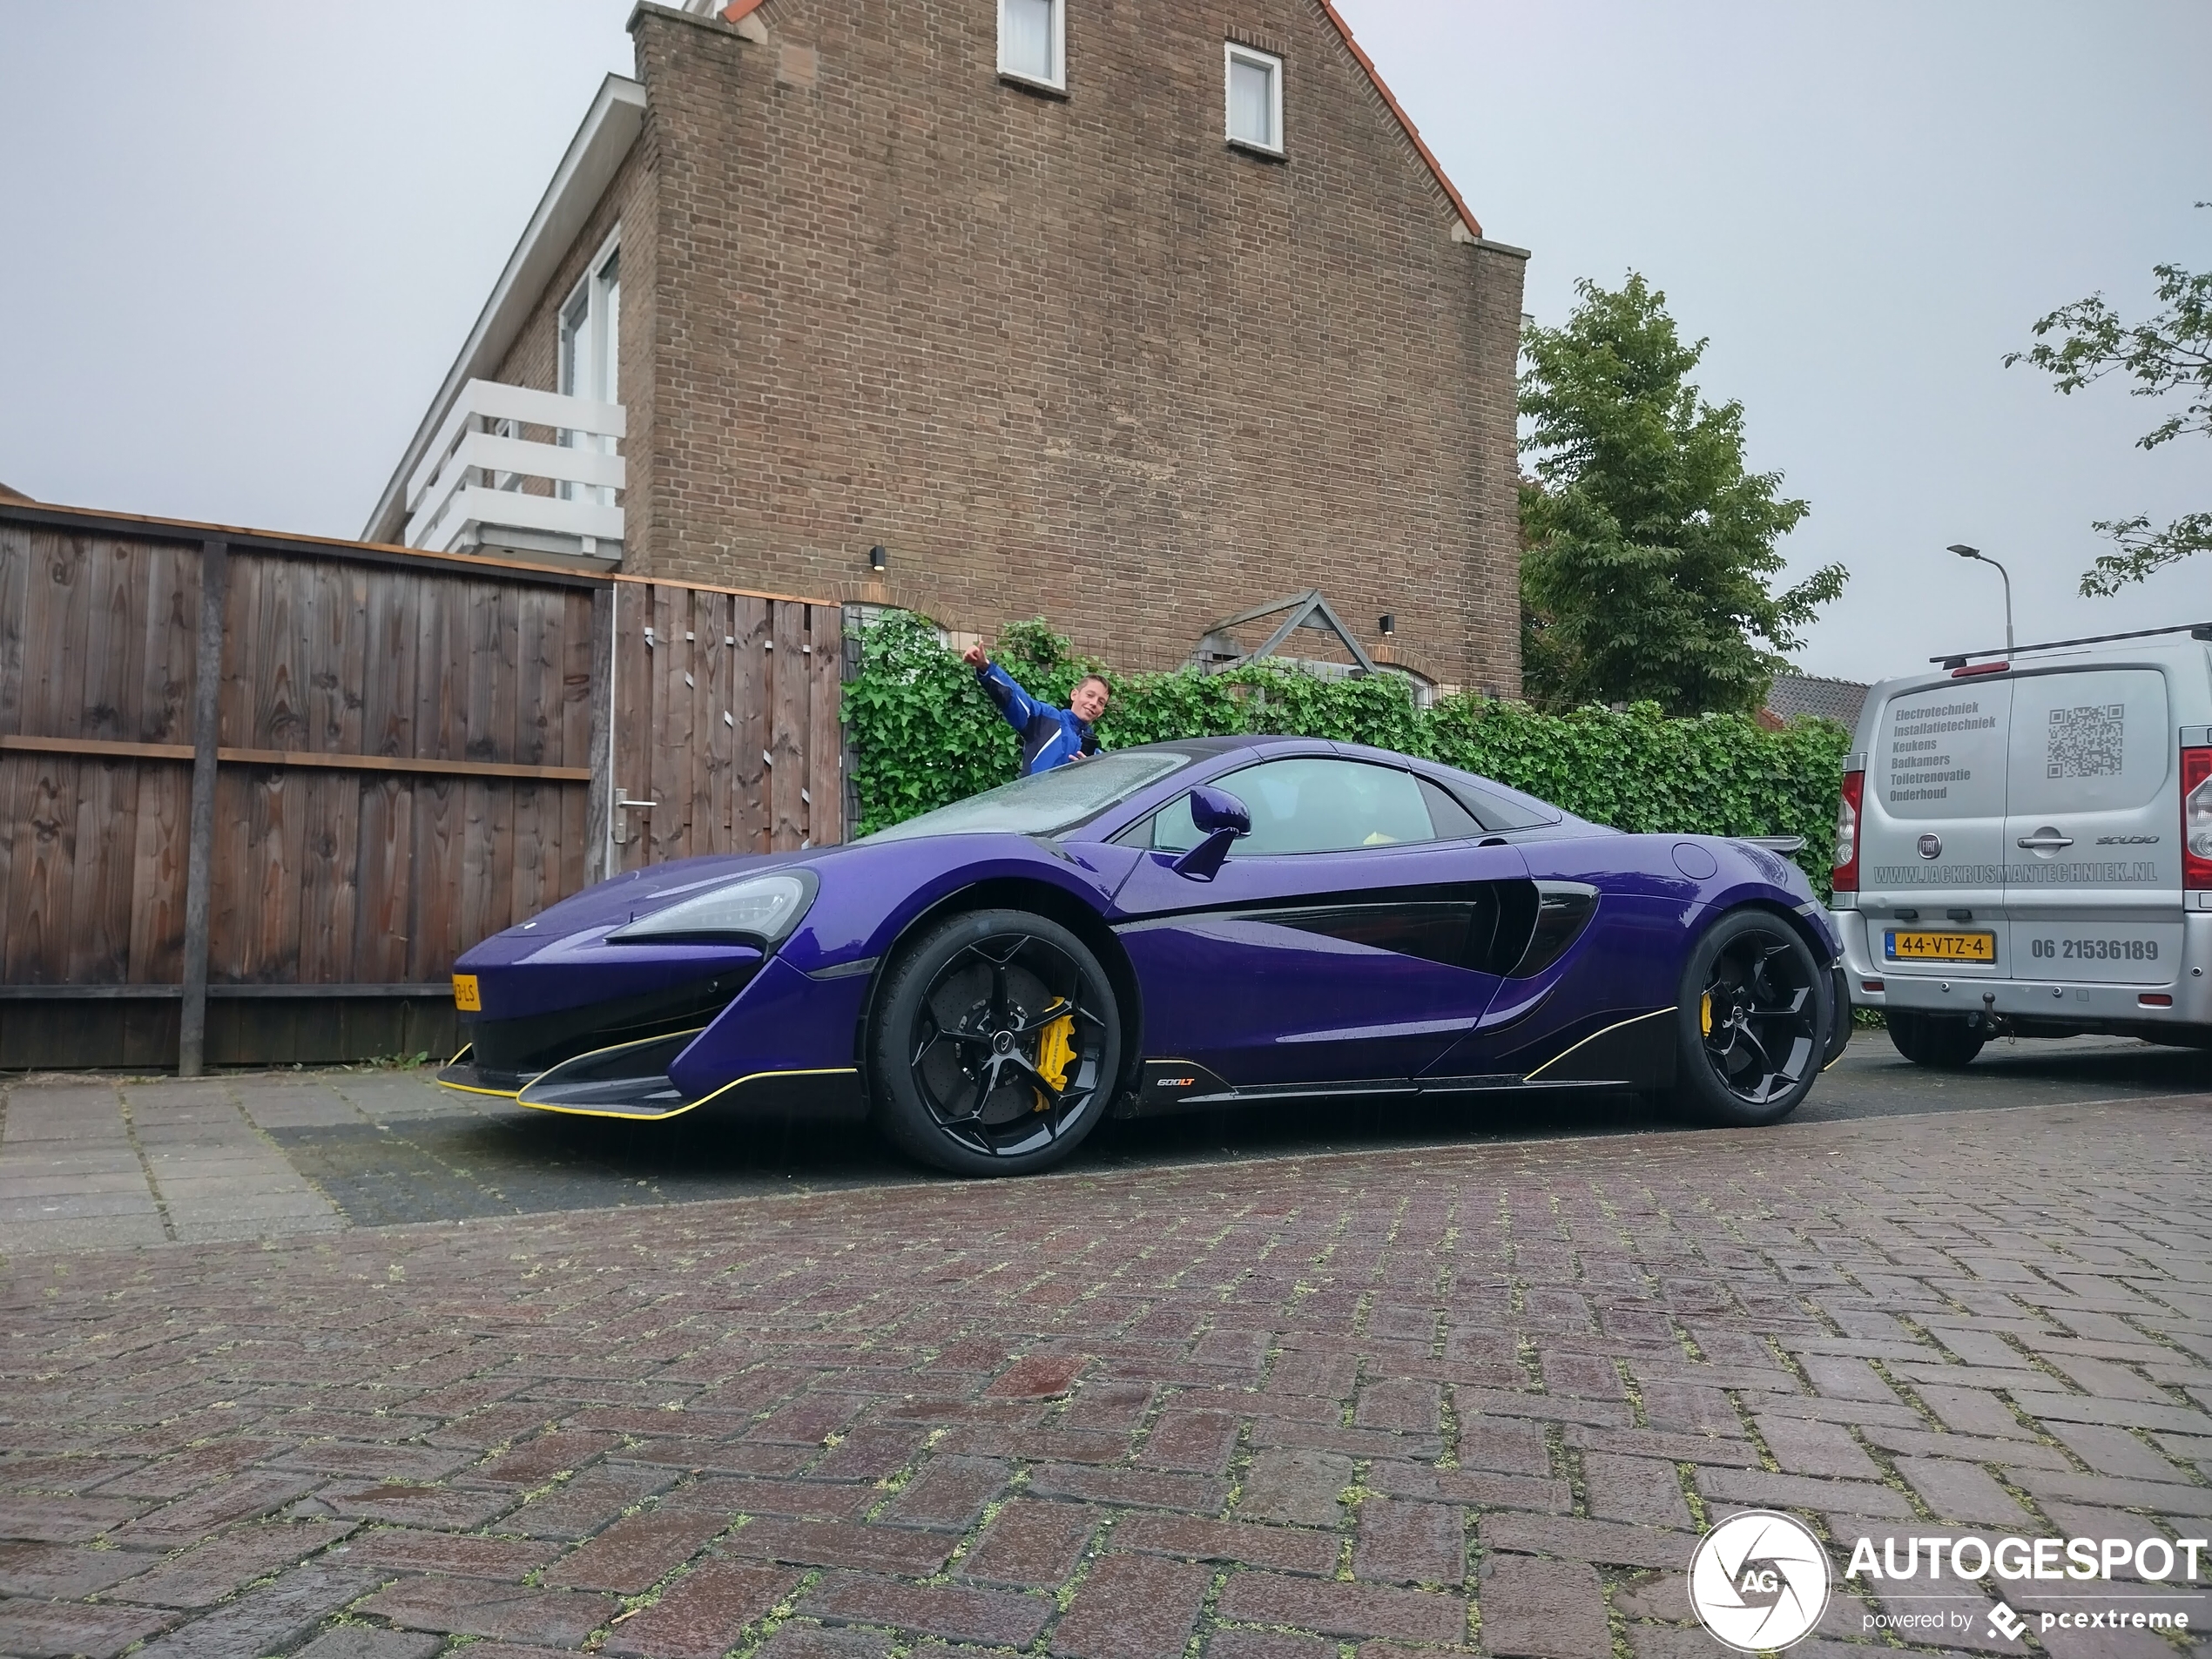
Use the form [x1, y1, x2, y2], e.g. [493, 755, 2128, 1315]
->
[2, 2, 2205, 681]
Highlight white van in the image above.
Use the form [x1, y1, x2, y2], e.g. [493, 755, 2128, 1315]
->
[1831, 622, 2212, 1066]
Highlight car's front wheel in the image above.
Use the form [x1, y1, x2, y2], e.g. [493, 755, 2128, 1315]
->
[868, 907, 1122, 1177]
[1669, 908, 1828, 1127]
[1886, 1010, 1985, 1069]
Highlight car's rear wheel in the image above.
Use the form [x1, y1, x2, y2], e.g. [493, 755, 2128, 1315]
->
[868, 907, 1122, 1177]
[1669, 909, 1827, 1127]
[1886, 1010, 1985, 1069]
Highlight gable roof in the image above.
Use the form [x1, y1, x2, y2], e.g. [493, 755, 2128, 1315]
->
[1764, 673, 1870, 730]
[361, 74, 647, 545]
[1313, 0, 1482, 239]
[725, 0, 1486, 239]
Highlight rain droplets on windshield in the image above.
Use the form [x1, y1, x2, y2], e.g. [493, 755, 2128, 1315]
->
[862, 750, 1197, 841]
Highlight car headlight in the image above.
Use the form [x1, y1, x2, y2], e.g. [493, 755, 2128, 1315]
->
[604, 870, 816, 946]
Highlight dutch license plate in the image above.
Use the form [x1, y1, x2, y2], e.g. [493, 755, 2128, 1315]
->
[452, 974, 481, 1012]
[1885, 930, 1996, 963]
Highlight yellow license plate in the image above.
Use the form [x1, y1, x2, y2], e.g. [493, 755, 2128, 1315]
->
[451, 974, 481, 1012]
[1885, 930, 1996, 963]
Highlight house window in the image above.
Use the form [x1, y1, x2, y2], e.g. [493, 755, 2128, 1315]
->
[1224, 42, 1283, 153]
[999, 0, 1063, 91]
[557, 238, 620, 504]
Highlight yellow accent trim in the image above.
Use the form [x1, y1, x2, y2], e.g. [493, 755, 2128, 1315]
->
[436, 1077, 523, 1100]
[515, 1066, 860, 1122]
[509, 1026, 709, 1110]
[1522, 1008, 1670, 1082]
[435, 1042, 529, 1100]
[452, 973, 481, 1012]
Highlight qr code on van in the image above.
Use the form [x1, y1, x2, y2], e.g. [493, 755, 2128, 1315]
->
[2047, 704, 2124, 778]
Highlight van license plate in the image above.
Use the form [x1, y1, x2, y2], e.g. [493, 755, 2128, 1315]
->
[1885, 930, 1996, 963]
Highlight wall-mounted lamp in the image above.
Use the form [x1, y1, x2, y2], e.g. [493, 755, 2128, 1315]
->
[1378, 614, 1395, 637]
[868, 544, 887, 572]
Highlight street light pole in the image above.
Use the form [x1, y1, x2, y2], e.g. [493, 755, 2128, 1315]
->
[1947, 543, 2013, 653]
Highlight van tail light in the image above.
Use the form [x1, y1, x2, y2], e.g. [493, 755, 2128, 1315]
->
[2185, 745, 2212, 891]
[1832, 769, 1865, 893]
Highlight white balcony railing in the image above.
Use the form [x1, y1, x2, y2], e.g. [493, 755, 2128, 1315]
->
[402, 379, 626, 562]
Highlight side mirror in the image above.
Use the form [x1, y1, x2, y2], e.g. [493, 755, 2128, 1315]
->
[1170, 786, 1251, 881]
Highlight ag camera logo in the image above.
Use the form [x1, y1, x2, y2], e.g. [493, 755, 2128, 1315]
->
[1689, 1511, 1831, 1652]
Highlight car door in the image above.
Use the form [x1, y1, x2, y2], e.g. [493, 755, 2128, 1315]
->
[1109, 756, 1530, 1087]
[1858, 678, 2014, 985]
[2001, 666, 2183, 987]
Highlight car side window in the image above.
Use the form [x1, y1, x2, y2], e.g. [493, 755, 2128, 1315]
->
[1144, 759, 1440, 855]
[1418, 777, 1484, 840]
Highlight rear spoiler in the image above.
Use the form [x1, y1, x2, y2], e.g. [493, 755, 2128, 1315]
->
[1737, 835, 1806, 853]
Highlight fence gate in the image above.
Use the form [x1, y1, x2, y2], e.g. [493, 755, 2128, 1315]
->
[602, 579, 842, 870]
[0, 503, 844, 1070]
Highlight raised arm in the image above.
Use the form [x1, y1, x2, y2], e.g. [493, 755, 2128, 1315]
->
[967, 649, 1049, 734]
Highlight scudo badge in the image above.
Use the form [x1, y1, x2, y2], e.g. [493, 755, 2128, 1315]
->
[1917, 833, 1942, 860]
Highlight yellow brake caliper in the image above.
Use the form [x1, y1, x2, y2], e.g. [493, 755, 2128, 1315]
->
[1700, 991, 1714, 1038]
[1034, 1001, 1076, 1112]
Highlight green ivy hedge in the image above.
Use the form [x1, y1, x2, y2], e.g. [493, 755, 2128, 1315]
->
[843, 611, 1850, 894]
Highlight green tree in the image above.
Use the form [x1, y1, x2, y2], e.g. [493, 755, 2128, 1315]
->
[1518, 274, 1844, 716]
[2005, 223, 2211, 596]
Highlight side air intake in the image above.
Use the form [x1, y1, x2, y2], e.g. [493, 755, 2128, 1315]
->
[1505, 881, 1599, 979]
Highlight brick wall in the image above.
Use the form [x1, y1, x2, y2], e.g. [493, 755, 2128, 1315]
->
[623, 0, 1521, 692]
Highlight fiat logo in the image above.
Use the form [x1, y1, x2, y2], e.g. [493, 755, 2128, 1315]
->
[1917, 833, 1942, 860]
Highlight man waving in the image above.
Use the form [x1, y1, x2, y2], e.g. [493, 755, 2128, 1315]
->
[962, 642, 1110, 776]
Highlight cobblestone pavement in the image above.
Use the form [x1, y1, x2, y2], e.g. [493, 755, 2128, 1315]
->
[6, 1091, 2212, 1658]
[3, 1035, 2209, 1249]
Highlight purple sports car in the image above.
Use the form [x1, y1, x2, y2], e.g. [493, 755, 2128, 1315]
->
[440, 737, 1848, 1176]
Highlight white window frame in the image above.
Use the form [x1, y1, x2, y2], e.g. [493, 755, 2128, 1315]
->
[1224, 41, 1284, 156]
[998, 0, 1065, 93]
[556, 227, 622, 506]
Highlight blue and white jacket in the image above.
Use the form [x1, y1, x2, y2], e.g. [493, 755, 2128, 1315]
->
[976, 662, 1096, 776]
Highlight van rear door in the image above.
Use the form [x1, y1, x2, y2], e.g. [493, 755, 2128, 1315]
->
[1860, 679, 2013, 981]
[2001, 667, 2182, 984]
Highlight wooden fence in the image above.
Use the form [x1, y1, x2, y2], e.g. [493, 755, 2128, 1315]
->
[0, 502, 841, 1069]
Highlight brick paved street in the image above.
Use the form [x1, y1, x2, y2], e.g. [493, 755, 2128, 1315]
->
[6, 1064, 2212, 1658]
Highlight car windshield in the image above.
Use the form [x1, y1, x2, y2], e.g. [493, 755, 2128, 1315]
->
[863, 749, 1199, 842]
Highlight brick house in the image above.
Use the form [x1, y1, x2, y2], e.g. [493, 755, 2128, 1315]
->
[364, 0, 1527, 697]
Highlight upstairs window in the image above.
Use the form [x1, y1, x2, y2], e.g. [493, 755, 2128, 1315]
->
[1000, 0, 1064, 91]
[1224, 42, 1283, 153]
[557, 239, 621, 506]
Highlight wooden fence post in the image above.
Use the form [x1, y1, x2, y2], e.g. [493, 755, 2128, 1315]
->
[177, 539, 228, 1077]
[584, 583, 615, 883]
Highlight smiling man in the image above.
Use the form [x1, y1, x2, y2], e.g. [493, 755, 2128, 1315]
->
[962, 641, 1109, 776]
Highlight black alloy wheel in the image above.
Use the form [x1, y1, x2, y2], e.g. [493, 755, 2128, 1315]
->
[1669, 908, 1828, 1127]
[1886, 1009, 1985, 1070]
[869, 908, 1122, 1176]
